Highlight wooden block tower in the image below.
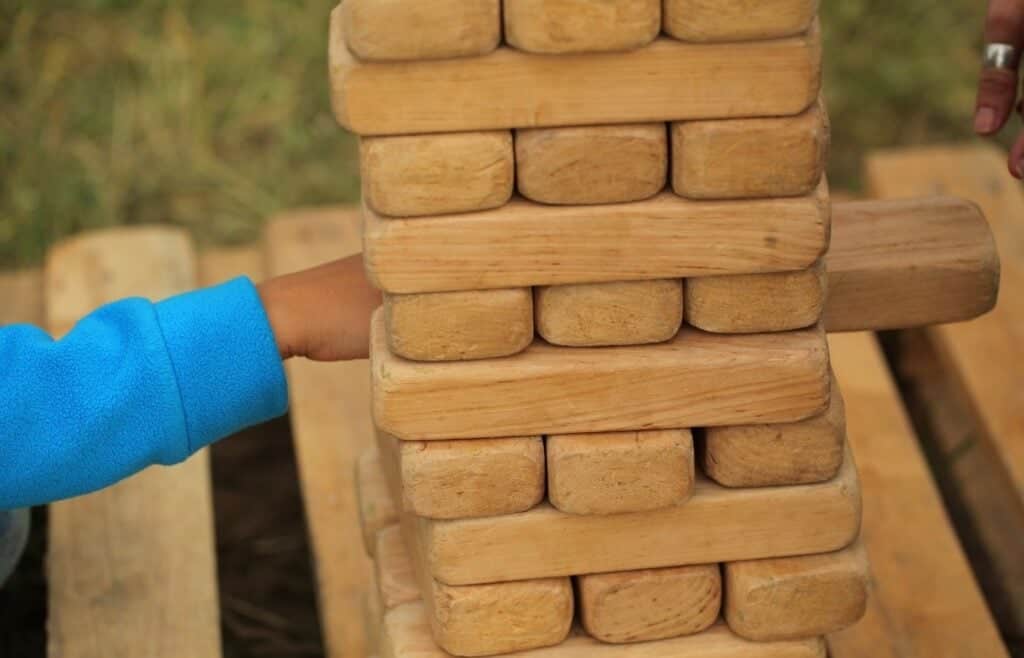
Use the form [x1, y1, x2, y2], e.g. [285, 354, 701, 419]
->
[328, 2, 998, 656]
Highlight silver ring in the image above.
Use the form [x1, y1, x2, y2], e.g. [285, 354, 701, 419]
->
[985, 43, 1020, 71]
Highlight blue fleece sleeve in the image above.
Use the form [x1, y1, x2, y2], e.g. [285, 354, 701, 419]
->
[0, 277, 288, 509]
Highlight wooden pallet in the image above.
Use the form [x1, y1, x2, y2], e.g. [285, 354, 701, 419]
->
[6, 145, 1015, 657]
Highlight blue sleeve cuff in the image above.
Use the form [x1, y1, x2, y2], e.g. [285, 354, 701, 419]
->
[154, 276, 289, 454]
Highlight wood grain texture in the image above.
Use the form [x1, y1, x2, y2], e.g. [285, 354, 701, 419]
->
[826, 332, 1009, 658]
[372, 311, 830, 440]
[341, 0, 500, 61]
[385, 288, 533, 362]
[703, 374, 845, 488]
[577, 564, 721, 643]
[384, 431, 546, 519]
[535, 280, 682, 347]
[0, 268, 43, 326]
[331, 7, 821, 135]
[381, 604, 827, 658]
[414, 448, 860, 585]
[362, 132, 513, 218]
[671, 101, 827, 200]
[376, 525, 421, 610]
[45, 227, 222, 658]
[358, 451, 399, 556]
[686, 261, 826, 334]
[264, 206, 376, 658]
[547, 429, 694, 515]
[824, 196, 999, 332]
[364, 182, 830, 294]
[504, 0, 661, 54]
[664, 0, 819, 42]
[725, 541, 869, 641]
[516, 123, 667, 205]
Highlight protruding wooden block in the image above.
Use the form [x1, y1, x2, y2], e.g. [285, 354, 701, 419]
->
[535, 280, 682, 347]
[516, 124, 667, 204]
[547, 430, 694, 514]
[372, 311, 830, 441]
[672, 101, 828, 200]
[331, 7, 822, 135]
[357, 452, 398, 556]
[341, 0, 500, 61]
[686, 261, 826, 334]
[361, 132, 514, 218]
[578, 565, 721, 643]
[387, 431, 546, 519]
[385, 288, 533, 362]
[504, 0, 661, 54]
[703, 374, 845, 487]
[364, 182, 831, 294]
[664, 0, 819, 43]
[375, 525, 419, 610]
[414, 447, 860, 585]
[725, 541, 869, 642]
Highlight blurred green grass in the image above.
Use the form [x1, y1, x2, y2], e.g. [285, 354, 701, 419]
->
[0, 1, 996, 268]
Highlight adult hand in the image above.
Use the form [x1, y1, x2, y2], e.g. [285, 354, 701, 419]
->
[975, 0, 1024, 177]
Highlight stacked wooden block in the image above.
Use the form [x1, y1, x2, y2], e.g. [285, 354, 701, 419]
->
[328, 2, 992, 657]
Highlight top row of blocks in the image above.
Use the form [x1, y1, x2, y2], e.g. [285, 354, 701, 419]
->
[343, 0, 819, 61]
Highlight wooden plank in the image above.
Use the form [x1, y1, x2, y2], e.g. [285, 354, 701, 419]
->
[382, 431, 546, 519]
[358, 451, 399, 557]
[264, 207, 375, 658]
[375, 526, 421, 611]
[671, 101, 827, 200]
[365, 192, 827, 293]
[0, 268, 43, 326]
[663, 0, 818, 42]
[361, 132, 514, 218]
[373, 311, 829, 441]
[503, 0, 661, 54]
[826, 331, 1010, 658]
[384, 288, 533, 362]
[546, 429, 694, 515]
[44, 227, 222, 658]
[515, 123, 667, 205]
[866, 147, 1024, 637]
[703, 374, 844, 488]
[686, 261, 826, 334]
[413, 447, 859, 585]
[340, 0, 500, 62]
[364, 182, 830, 293]
[577, 565, 721, 643]
[534, 280, 683, 348]
[331, 7, 821, 135]
[724, 540, 869, 642]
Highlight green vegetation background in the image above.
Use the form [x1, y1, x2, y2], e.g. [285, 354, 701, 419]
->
[0, 1, 996, 267]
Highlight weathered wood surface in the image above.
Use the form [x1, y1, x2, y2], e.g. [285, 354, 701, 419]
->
[504, 0, 661, 54]
[664, 0, 819, 42]
[375, 526, 420, 611]
[358, 451, 398, 557]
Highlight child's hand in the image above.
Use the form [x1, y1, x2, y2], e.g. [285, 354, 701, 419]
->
[258, 254, 382, 361]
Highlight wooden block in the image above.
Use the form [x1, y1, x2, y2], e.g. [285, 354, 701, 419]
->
[671, 101, 828, 200]
[577, 565, 721, 643]
[547, 430, 694, 515]
[382, 604, 827, 657]
[0, 268, 43, 326]
[685, 261, 826, 334]
[372, 311, 829, 441]
[361, 132, 514, 218]
[535, 279, 682, 347]
[664, 0, 819, 42]
[504, 0, 661, 54]
[331, 7, 822, 135]
[385, 288, 533, 362]
[375, 525, 420, 610]
[364, 182, 830, 294]
[725, 541, 869, 642]
[824, 196, 999, 332]
[516, 124, 667, 205]
[413, 447, 859, 585]
[703, 374, 845, 488]
[389, 432, 546, 519]
[341, 0, 500, 62]
[357, 451, 398, 556]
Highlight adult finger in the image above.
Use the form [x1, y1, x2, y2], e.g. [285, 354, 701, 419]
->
[975, 0, 1024, 135]
[1008, 128, 1024, 178]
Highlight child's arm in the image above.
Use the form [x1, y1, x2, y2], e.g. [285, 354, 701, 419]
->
[0, 254, 380, 509]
